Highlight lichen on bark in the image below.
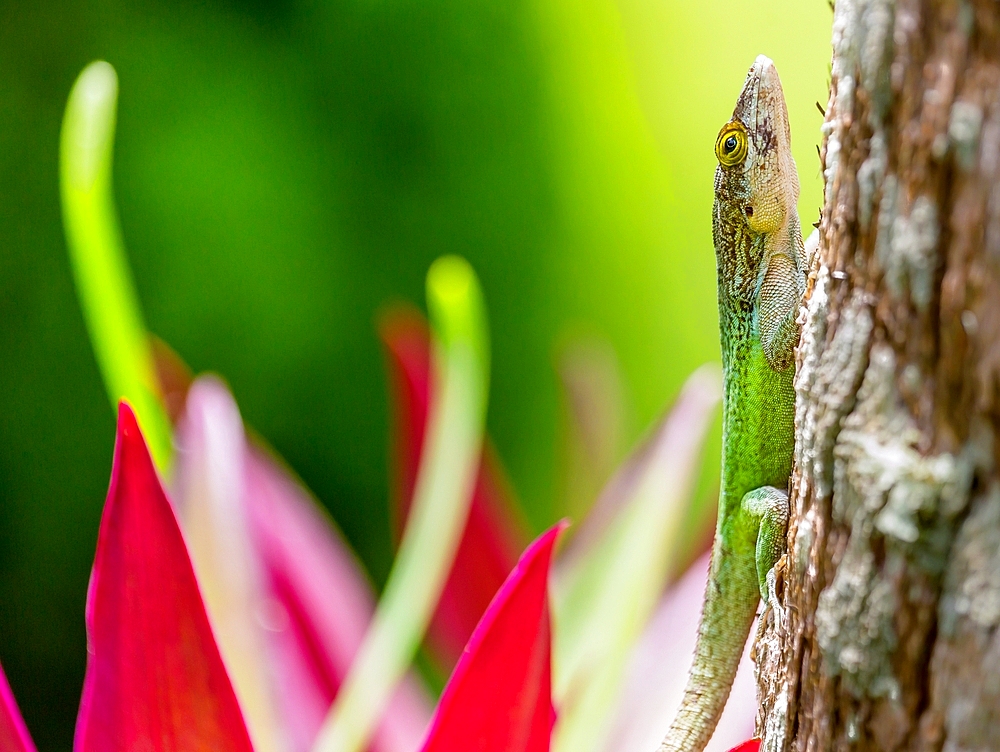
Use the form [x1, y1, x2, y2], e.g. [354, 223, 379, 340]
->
[755, 1, 1000, 750]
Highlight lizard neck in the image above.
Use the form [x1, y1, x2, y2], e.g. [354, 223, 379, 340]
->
[713, 196, 796, 518]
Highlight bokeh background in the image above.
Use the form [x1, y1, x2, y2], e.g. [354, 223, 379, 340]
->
[0, 0, 829, 747]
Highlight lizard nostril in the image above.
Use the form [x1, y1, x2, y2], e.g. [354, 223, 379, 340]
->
[745, 206, 754, 217]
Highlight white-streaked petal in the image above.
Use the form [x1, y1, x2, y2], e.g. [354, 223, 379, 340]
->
[552, 365, 722, 752]
[175, 376, 285, 752]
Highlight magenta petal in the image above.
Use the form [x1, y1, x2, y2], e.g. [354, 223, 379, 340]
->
[74, 402, 253, 752]
[726, 741, 761, 752]
[379, 306, 526, 667]
[245, 445, 432, 752]
[420, 522, 567, 752]
[0, 662, 36, 752]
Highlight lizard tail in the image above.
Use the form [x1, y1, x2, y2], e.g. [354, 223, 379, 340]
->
[657, 542, 760, 752]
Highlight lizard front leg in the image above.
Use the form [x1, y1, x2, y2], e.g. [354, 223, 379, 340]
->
[740, 486, 789, 625]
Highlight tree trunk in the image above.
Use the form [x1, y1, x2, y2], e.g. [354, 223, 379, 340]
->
[754, 1, 1000, 750]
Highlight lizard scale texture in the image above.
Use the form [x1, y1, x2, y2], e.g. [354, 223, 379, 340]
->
[657, 55, 805, 752]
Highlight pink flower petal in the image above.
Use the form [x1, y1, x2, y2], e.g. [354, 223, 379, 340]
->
[557, 366, 720, 578]
[75, 402, 253, 752]
[0, 662, 36, 752]
[246, 444, 432, 752]
[550, 367, 722, 752]
[420, 521, 567, 752]
[379, 306, 526, 667]
[600, 553, 756, 752]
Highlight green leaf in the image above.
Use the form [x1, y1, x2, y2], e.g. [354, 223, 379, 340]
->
[312, 255, 490, 752]
[60, 61, 173, 471]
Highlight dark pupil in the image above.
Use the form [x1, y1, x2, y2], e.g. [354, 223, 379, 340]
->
[724, 135, 738, 153]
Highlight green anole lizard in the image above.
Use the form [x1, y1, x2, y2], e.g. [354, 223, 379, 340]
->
[658, 55, 805, 752]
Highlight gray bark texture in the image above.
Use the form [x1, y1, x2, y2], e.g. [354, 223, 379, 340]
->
[753, 1, 1000, 750]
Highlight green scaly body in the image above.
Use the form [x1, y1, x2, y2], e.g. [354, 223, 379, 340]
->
[658, 56, 805, 752]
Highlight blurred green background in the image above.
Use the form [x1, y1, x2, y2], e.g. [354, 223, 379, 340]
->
[0, 0, 829, 746]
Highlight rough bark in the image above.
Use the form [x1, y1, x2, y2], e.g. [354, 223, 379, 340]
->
[754, 1, 1000, 750]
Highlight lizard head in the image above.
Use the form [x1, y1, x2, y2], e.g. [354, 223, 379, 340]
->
[714, 55, 799, 236]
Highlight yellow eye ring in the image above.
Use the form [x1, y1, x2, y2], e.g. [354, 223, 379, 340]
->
[715, 121, 748, 166]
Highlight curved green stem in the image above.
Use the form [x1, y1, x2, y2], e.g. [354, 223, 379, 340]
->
[312, 256, 490, 752]
[60, 61, 172, 470]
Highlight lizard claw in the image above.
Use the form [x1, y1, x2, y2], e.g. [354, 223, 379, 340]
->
[766, 568, 785, 631]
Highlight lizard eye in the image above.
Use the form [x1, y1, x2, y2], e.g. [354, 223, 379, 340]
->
[715, 122, 748, 167]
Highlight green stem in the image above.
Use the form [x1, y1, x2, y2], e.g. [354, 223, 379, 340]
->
[312, 256, 490, 752]
[60, 61, 172, 470]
